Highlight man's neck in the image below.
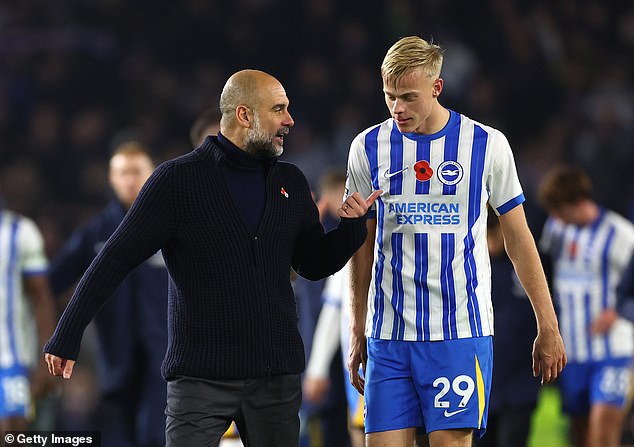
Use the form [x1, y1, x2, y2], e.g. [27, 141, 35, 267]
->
[415, 105, 450, 135]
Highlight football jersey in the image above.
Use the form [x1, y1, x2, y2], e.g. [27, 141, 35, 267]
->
[0, 210, 49, 369]
[345, 110, 524, 341]
[540, 209, 634, 362]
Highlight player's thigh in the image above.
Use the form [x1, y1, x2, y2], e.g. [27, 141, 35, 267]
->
[414, 337, 492, 440]
[365, 338, 423, 433]
[589, 402, 627, 444]
[367, 427, 417, 447]
[427, 428, 473, 447]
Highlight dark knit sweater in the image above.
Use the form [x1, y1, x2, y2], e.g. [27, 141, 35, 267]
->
[44, 137, 367, 380]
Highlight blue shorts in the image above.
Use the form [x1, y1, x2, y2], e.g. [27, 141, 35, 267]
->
[0, 365, 32, 418]
[560, 357, 632, 416]
[364, 336, 492, 438]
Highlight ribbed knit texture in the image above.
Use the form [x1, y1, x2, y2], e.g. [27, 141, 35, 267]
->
[45, 137, 367, 380]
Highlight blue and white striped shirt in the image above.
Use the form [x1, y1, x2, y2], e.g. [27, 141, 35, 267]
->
[0, 210, 48, 369]
[540, 209, 634, 362]
[345, 110, 524, 341]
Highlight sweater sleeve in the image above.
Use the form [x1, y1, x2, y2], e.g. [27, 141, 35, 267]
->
[44, 163, 176, 360]
[292, 194, 367, 281]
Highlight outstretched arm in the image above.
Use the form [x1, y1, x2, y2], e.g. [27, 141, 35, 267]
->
[499, 205, 567, 384]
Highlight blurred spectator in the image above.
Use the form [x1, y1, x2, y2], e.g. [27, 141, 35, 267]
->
[538, 165, 634, 447]
[295, 169, 351, 447]
[0, 204, 56, 433]
[48, 141, 168, 447]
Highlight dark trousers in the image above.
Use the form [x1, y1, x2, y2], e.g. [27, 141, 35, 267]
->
[165, 374, 301, 447]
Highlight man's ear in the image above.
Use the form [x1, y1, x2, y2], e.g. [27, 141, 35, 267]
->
[433, 78, 444, 98]
[236, 105, 252, 128]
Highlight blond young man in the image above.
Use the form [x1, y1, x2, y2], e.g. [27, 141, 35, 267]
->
[345, 36, 566, 447]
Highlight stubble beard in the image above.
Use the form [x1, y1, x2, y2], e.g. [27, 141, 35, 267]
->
[244, 113, 283, 158]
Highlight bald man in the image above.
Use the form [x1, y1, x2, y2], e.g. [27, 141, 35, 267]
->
[44, 70, 381, 447]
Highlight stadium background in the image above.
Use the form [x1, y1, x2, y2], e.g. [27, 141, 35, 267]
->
[2, 1, 633, 446]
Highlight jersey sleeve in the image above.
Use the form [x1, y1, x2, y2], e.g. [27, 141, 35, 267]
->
[610, 218, 634, 271]
[18, 217, 49, 276]
[486, 131, 525, 216]
[345, 133, 375, 218]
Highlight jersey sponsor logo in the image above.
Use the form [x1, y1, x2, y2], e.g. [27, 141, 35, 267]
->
[443, 408, 468, 418]
[437, 161, 464, 186]
[388, 202, 461, 225]
[383, 166, 409, 179]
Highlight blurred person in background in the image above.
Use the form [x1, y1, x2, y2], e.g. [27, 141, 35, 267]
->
[0, 200, 56, 434]
[476, 211, 540, 447]
[44, 69, 379, 447]
[345, 36, 565, 447]
[614, 253, 634, 446]
[48, 142, 168, 447]
[190, 107, 222, 148]
[302, 169, 358, 447]
[538, 164, 634, 447]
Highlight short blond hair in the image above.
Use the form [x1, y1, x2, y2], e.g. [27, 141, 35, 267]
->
[381, 36, 444, 88]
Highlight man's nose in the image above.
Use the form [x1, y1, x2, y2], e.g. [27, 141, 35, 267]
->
[392, 99, 405, 114]
[284, 111, 295, 128]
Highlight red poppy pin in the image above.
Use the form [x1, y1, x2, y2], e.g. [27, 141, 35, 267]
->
[281, 187, 289, 198]
[414, 160, 434, 182]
